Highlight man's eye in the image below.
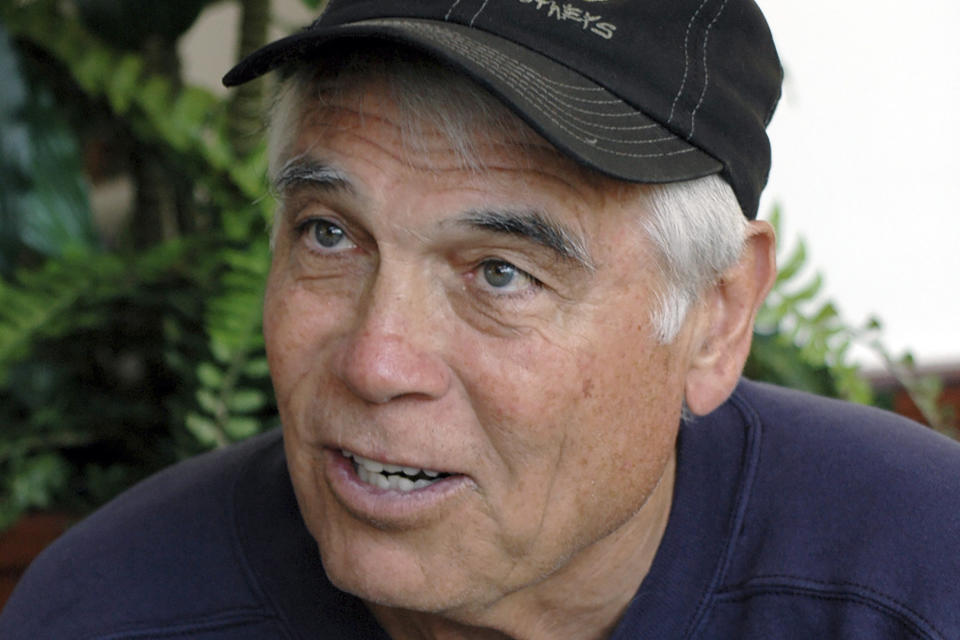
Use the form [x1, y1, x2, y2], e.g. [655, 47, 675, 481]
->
[483, 261, 517, 288]
[478, 260, 540, 294]
[299, 219, 356, 252]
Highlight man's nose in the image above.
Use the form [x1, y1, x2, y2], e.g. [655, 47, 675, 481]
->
[334, 275, 451, 404]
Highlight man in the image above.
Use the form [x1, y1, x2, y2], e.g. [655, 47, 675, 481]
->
[3, 1, 959, 638]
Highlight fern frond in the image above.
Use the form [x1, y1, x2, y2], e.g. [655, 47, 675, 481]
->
[0, 241, 191, 384]
[187, 237, 272, 448]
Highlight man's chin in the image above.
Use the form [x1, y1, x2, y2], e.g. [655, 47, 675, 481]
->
[319, 544, 483, 614]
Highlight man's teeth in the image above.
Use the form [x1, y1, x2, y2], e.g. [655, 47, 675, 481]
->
[342, 450, 446, 492]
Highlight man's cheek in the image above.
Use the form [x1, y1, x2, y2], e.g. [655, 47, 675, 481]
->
[266, 283, 345, 367]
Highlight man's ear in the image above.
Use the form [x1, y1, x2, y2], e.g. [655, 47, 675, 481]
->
[684, 220, 776, 415]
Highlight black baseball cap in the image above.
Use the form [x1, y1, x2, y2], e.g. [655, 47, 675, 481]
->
[224, 0, 782, 219]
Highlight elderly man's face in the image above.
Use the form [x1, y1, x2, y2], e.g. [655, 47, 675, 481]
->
[263, 83, 702, 623]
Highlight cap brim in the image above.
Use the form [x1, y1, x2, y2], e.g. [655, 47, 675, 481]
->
[224, 18, 722, 184]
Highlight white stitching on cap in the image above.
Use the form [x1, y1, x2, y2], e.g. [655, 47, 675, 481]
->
[369, 19, 608, 97]
[402, 23, 696, 158]
[445, 0, 463, 20]
[468, 45, 640, 119]
[386, 19, 608, 95]
[469, 0, 491, 26]
[668, 0, 710, 125]
[430, 28, 624, 125]
[467, 44, 668, 138]
[687, 0, 729, 139]
[418, 24, 651, 124]
[412, 23, 671, 140]
[409, 23, 618, 109]
[376, 20, 701, 159]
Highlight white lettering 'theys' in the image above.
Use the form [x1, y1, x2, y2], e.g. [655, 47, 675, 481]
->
[516, 0, 618, 39]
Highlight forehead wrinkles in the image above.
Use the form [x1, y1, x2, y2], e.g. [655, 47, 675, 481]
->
[297, 99, 621, 213]
[299, 86, 546, 170]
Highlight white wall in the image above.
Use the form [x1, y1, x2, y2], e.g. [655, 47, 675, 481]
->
[180, 0, 314, 95]
[759, 0, 960, 369]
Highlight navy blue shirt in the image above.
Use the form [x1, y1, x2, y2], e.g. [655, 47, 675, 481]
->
[3, 380, 959, 639]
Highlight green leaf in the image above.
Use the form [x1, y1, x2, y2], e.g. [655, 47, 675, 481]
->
[9, 453, 69, 510]
[222, 208, 255, 241]
[224, 416, 259, 440]
[185, 412, 224, 448]
[243, 357, 270, 378]
[210, 339, 233, 365]
[226, 389, 267, 414]
[105, 53, 144, 113]
[775, 238, 806, 285]
[811, 302, 839, 325]
[783, 273, 823, 305]
[196, 388, 220, 415]
[73, 47, 113, 93]
[196, 362, 224, 388]
[229, 153, 269, 200]
[137, 76, 172, 122]
[0, 250, 125, 382]
[170, 87, 217, 141]
[765, 204, 781, 232]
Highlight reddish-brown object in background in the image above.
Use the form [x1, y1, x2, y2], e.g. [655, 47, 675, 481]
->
[0, 513, 75, 610]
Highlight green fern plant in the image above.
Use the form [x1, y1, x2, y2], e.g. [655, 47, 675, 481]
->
[748, 207, 873, 404]
[187, 238, 273, 448]
[747, 208, 954, 438]
[0, 1, 277, 530]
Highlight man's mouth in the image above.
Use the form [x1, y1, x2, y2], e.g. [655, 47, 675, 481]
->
[342, 450, 452, 492]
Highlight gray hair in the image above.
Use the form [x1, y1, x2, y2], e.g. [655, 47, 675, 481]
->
[266, 46, 746, 343]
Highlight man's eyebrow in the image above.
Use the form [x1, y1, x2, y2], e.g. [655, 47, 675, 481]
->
[272, 158, 354, 195]
[458, 210, 594, 270]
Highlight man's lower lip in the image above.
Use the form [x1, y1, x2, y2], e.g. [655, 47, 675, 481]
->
[324, 449, 471, 525]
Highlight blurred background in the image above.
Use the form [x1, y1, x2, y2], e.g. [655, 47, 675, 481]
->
[1, 0, 957, 604]
[760, 0, 960, 372]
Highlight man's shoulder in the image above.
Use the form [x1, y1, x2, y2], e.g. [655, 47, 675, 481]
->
[730, 378, 960, 542]
[732, 378, 960, 496]
[713, 380, 960, 638]
[0, 430, 287, 639]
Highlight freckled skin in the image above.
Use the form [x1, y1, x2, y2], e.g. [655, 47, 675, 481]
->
[263, 85, 705, 640]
